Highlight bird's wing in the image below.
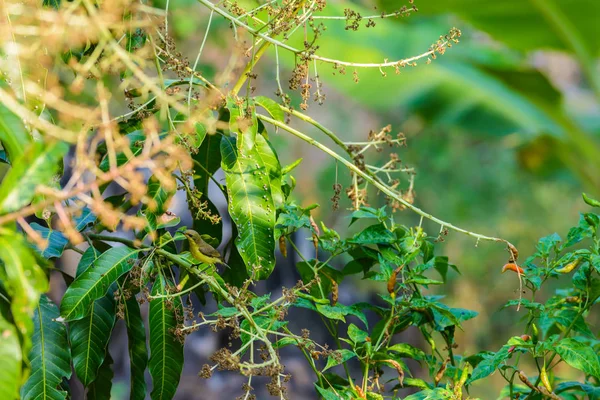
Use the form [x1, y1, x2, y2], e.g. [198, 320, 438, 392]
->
[199, 243, 222, 259]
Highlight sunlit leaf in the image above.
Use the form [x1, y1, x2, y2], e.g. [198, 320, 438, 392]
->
[0, 140, 68, 214]
[0, 304, 21, 400]
[556, 338, 600, 379]
[221, 135, 276, 279]
[0, 232, 48, 356]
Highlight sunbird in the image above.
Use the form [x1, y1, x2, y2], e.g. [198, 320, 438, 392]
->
[182, 229, 227, 267]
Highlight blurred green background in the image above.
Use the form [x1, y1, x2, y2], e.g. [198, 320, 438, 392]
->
[123, 0, 600, 397]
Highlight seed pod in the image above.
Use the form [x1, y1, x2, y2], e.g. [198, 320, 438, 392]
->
[540, 366, 552, 393]
[555, 258, 580, 273]
[331, 279, 339, 305]
[387, 265, 404, 298]
[502, 263, 525, 274]
[279, 236, 287, 257]
[507, 242, 519, 263]
[434, 358, 449, 386]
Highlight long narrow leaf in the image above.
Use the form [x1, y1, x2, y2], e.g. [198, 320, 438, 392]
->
[60, 246, 141, 321]
[221, 135, 276, 280]
[21, 295, 72, 400]
[87, 352, 114, 400]
[149, 275, 184, 400]
[122, 297, 148, 400]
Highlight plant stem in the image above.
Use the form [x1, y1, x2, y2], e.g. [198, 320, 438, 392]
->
[257, 113, 510, 247]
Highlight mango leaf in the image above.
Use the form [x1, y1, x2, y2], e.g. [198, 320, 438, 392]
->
[60, 246, 141, 321]
[412, 0, 600, 56]
[143, 175, 175, 233]
[254, 134, 284, 208]
[0, 304, 21, 400]
[0, 140, 68, 214]
[555, 338, 600, 379]
[255, 96, 285, 122]
[70, 248, 117, 387]
[70, 292, 116, 386]
[192, 123, 223, 243]
[0, 232, 48, 356]
[30, 223, 69, 259]
[0, 83, 30, 161]
[149, 276, 184, 400]
[221, 135, 276, 279]
[21, 295, 72, 400]
[122, 297, 148, 400]
[87, 352, 114, 400]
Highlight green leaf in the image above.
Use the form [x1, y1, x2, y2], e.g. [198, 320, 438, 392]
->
[60, 246, 141, 321]
[143, 175, 175, 233]
[70, 247, 117, 386]
[149, 275, 184, 400]
[403, 388, 454, 400]
[555, 338, 600, 379]
[0, 232, 48, 355]
[87, 352, 114, 400]
[347, 323, 369, 343]
[314, 385, 347, 400]
[21, 295, 72, 400]
[387, 343, 426, 360]
[467, 345, 511, 384]
[254, 134, 284, 208]
[254, 96, 285, 122]
[0, 140, 68, 214]
[122, 298, 148, 400]
[30, 223, 69, 259]
[324, 349, 357, 372]
[0, 305, 21, 400]
[414, 0, 600, 55]
[583, 193, 600, 208]
[70, 292, 116, 385]
[0, 85, 30, 161]
[349, 223, 396, 245]
[221, 135, 276, 279]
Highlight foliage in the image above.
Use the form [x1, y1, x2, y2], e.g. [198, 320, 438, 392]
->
[0, 0, 598, 399]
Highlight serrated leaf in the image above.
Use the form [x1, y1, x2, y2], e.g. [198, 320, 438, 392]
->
[255, 96, 285, 122]
[60, 246, 141, 321]
[149, 276, 184, 400]
[121, 297, 148, 400]
[0, 140, 68, 214]
[21, 295, 72, 400]
[324, 349, 356, 371]
[87, 352, 114, 400]
[0, 305, 21, 400]
[0, 232, 48, 356]
[555, 338, 600, 379]
[221, 135, 276, 280]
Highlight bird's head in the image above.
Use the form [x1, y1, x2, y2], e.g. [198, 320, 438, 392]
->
[182, 229, 201, 241]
